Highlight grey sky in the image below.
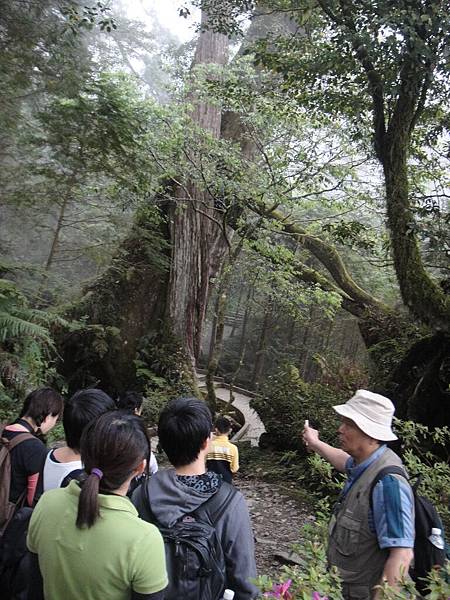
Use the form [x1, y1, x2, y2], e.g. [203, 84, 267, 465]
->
[124, 0, 199, 42]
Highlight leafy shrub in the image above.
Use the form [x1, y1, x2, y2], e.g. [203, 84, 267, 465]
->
[135, 331, 197, 426]
[141, 385, 178, 427]
[252, 363, 342, 454]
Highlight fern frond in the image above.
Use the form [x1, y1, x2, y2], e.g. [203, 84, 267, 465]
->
[24, 309, 70, 329]
[0, 313, 55, 348]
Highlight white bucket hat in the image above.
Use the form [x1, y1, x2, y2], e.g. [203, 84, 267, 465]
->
[333, 389, 398, 441]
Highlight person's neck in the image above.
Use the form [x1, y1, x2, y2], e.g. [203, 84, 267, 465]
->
[353, 443, 381, 465]
[112, 478, 134, 497]
[19, 417, 38, 432]
[175, 456, 207, 476]
[54, 446, 81, 463]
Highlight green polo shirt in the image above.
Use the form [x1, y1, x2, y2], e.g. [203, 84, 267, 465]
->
[27, 481, 167, 600]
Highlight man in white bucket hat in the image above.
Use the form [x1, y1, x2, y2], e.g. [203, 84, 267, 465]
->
[303, 390, 414, 600]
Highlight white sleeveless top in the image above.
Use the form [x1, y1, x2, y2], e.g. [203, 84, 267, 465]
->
[43, 450, 83, 492]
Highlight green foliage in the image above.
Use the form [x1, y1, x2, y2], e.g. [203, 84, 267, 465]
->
[0, 279, 66, 419]
[323, 220, 376, 252]
[252, 363, 344, 454]
[135, 331, 196, 425]
[61, 1, 117, 35]
[0, 280, 55, 347]
[368, 325, 423, 389]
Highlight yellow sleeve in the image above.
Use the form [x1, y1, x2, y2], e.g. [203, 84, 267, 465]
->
[231, 443, 239, 473]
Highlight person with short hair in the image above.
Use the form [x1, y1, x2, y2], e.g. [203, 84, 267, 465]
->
[2, 388, 63, 507]
[132, 397, 258, 600]
[42, 388, 116, 491]
[27, 411, 168, 600]
[117, 391, 158, 477]
[206, 415, 239, 483]
[117, 391, 144, 415]
[303, 390, 414, 600]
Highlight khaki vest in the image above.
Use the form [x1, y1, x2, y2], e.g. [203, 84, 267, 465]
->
[327, 447, 406, 600]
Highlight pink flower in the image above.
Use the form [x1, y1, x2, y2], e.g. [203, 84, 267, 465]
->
[264, 579, 293, 599]
[312, 593, 328, 600]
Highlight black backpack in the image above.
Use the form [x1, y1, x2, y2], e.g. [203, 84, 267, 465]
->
[141, 481, 237, 600]
[370, 465, 446, 594]
[0, 506, 33, 600]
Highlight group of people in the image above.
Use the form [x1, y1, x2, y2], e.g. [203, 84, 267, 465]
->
[1, 388, 255, 600]
[0, 385, 426, 600]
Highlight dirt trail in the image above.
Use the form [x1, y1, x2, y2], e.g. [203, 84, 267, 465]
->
[235, 473, 313, 577]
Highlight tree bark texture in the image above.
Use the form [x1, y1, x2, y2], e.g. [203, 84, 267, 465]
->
[56, 12, 232, 392]
[382, 134, 450, 332]
[168, 11, 231, 366]
[326, 0, 450, 332]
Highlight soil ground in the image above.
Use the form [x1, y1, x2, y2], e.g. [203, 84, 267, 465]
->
[234, 471, 314, 577]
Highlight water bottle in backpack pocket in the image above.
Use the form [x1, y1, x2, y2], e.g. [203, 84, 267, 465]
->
[428, 527, 445, 550]
[370, 465, 447, 595]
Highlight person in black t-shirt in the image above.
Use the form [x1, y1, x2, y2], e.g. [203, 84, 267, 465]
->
[3, 388, 63, 507]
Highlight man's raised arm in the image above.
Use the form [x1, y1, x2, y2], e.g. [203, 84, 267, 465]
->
[302, 425, 350, 473]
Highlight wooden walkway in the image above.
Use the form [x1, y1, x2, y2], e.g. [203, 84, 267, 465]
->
[196, 371, 266, 447]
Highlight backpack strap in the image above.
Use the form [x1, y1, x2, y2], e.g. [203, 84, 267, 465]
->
[195, 483, 237, 526]
[369, 465, 409, 510]
[0, 431, 35, 451]
[141, 475, 157, 524]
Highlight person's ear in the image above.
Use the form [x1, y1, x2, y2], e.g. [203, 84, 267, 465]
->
[134, 458, 146, 476]
[200, 437, 210, 451]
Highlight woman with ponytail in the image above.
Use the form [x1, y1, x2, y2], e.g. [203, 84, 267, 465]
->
[27, 411, 167, 600]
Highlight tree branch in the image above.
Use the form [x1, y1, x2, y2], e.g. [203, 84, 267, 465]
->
[251, 198, 389, 313]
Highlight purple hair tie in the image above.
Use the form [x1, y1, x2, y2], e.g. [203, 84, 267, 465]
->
[91, 468, 103, 480]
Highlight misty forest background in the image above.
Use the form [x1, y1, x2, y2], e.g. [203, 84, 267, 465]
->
[1, 0, 449, 446]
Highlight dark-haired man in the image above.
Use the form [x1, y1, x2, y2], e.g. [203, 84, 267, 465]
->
[303, 390, 414, 600]
[207, 416, 239, 483]
[117, 391, 144, 415]
[132, 397, 258, 600]
[117, 391, 158, 491]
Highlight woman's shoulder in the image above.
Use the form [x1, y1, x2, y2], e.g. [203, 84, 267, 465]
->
[122, 505, 164, 541]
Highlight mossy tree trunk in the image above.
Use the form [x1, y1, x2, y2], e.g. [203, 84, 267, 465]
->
[317, 0, 450, 332]
[57, 12, 231, 394]
[57, 212, 171, 394]
[168, 14, 230, 367]
[381, 98, 450, 332]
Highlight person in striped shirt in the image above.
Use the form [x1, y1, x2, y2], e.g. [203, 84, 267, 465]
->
[206, 416, 239, 484]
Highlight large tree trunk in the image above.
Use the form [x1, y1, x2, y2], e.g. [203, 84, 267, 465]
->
[168, 14, 230, 366]
[57, 12, 231, 394]
[382, 119, 450, 332]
